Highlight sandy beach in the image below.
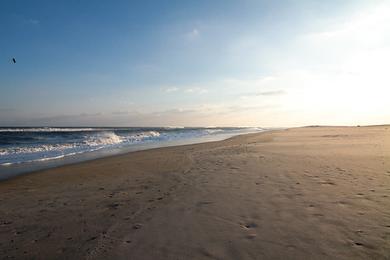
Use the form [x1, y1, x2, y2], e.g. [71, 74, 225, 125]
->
[1, 126, 390, 259]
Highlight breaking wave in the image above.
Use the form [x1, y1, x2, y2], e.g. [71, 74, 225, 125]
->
[0, 127, 263, 166]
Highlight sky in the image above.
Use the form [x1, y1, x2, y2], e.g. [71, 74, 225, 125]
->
[1, 0, 389, 127]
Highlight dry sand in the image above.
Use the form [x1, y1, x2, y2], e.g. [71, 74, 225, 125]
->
[1, 126, 390, 259]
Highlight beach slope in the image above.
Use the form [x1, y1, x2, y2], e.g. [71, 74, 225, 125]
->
[1, 126, 390, 259]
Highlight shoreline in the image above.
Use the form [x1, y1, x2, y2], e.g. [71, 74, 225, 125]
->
[1, 126, 389, 259]
[0, 129, 267, 181]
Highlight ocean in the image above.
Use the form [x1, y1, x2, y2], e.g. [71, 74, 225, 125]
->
[0, 127, 264, 179]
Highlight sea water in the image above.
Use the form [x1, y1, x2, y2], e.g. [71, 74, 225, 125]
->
[0, 127, 264, 179]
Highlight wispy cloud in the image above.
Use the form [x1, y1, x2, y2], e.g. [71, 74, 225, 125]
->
[185, 28, 200, 40]
[111, 111, 129, 115]
[185, 87, 208, 94]
[164, 87, 179, 93]
[78, 112, 103, 117]
[258, 90, 285, 96]
[240, 90, 286, 98]
[163, 86, 208, 94]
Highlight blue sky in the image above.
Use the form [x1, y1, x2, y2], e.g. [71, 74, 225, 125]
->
[1, 0, 389, 126]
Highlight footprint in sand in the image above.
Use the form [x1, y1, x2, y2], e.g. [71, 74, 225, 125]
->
[336, 201, 349, 207]
[353, 242, 364, 247]
[240, 222, 258, 240]
[319, 180, 336, 186]
[246, 233, 257, 239]
[336, 167, 346, 172]
[196, 201, 213, 207]
[133, 223, 143, 229]
[107, 203, 120, 209]
[241, 222, 258, 229]
[87, 236, 98, 242]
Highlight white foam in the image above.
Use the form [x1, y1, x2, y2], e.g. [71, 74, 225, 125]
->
[1, 151, 86, 166]
[0, 143, 80, 155]
[84, 131, 124, 146]
[133, 131, 160, 138]
[204, 129, 224, 134]
[1, 162, 12, 166]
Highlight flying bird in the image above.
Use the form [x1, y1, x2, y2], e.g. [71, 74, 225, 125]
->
[12, 58, 16, 63]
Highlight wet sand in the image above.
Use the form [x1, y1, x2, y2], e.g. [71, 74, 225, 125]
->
[1, 126, 390, 259]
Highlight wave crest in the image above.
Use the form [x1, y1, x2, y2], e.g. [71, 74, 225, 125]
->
[84, 131, 124, 146]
